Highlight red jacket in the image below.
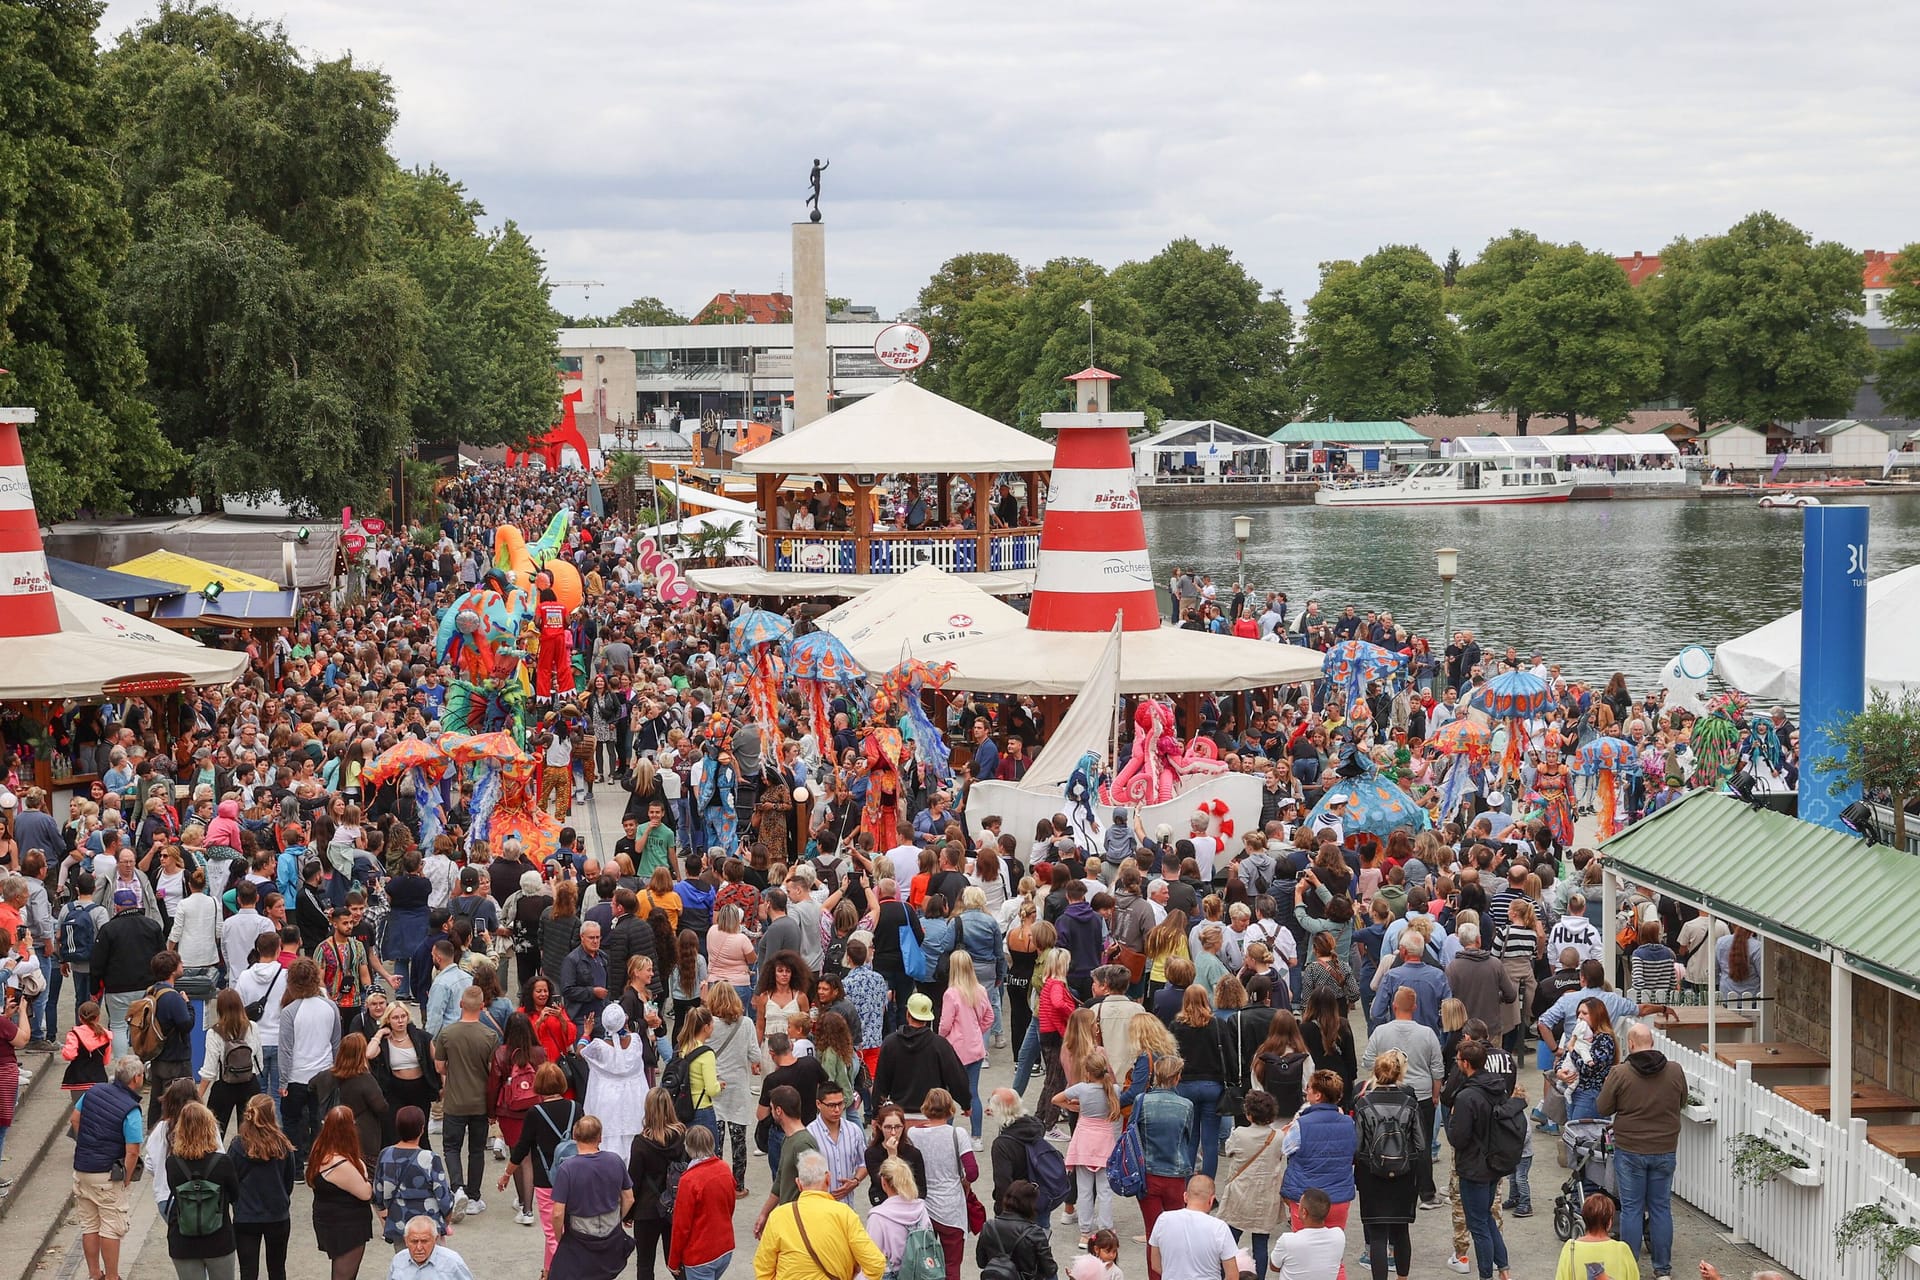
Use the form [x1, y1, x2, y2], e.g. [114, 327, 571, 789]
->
[1037, 975, 1077, 1035]
[667, 1155, 737, 1268]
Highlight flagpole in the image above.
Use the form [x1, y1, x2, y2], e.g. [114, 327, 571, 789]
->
[1110, 610, 1123, 769]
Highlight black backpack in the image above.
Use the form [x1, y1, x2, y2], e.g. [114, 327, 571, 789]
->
[1256, 1050, 1309, 1116]
[1483, 1094, 1531, 1177]
[660, 1045, 712, 1123]
[1356, 1088, 1422, 1177]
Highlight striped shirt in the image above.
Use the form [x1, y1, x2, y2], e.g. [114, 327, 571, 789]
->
[1492, 922, 1540, 964]
[806, 1114, 868, 1196]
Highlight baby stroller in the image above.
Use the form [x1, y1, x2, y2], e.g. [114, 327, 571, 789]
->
[1553, 1118, 1619, 1242]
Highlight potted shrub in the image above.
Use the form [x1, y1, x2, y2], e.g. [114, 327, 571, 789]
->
[1729, 1132, 1816, 1188]
[1834, 1204, 1920, 1280]
[1682, 1087, 1715, 1124]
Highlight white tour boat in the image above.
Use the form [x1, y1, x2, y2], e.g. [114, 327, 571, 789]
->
[1314, 453, 1577, 507]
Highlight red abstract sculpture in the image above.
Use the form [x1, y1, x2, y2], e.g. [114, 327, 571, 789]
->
[506, 389, 591, 469]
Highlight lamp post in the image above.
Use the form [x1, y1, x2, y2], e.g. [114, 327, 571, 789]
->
[1232, 514, 1252, 580]
[1436, 547, 1459, 692]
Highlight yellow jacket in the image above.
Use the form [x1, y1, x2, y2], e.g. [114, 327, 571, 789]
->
[754, 1190, 887, 1280]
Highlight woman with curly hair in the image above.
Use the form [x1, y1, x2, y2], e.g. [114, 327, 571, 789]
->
[752, 949, 812, 1046]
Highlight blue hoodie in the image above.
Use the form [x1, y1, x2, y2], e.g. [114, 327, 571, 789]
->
[277, 843, 308, 906]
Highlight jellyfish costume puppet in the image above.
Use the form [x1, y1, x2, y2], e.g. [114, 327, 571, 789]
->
[1429, 718, 1491, 825]
[728, 609, 793, 753]
[1321, 641, 1405, 721]
[1573, 735, 1640, 841]
[363, 735, 457, 850]
[787, 630, 864, 752]
[1471, 670, 1552, 777]
[450, 731, 531, 848]
[883, 658, 955, 787]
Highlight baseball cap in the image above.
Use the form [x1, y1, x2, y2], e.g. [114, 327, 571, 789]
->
[906, 993, 936, 1023]
[113, 889, 140, 910]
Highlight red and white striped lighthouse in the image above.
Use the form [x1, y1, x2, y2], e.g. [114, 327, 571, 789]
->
[0, 408, 56, 639]
[1028, 369, 1160, 632]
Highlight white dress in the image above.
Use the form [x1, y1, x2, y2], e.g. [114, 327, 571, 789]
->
[580, 1032, 652, 1157]
[761, 992, 804, 1047]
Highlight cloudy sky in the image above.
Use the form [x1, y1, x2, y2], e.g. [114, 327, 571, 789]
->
[98, 1, 1920, 322]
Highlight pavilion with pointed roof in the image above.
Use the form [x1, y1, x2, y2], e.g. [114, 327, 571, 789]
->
[684, 378, 1054, 598]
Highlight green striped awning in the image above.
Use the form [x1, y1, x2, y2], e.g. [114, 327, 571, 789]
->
[1601, 791, 1920, 995]
[1270, 421, 1429, 445]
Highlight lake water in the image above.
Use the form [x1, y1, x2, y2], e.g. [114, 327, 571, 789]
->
[1142, 494, 1920, 695]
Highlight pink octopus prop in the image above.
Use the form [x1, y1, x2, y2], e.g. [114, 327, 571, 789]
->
[1104, 700, 1228, 805]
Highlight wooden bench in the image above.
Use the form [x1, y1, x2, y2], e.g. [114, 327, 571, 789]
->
[1775, 1083, 1920, 1118]
[1867, 1126, 1920, 1161]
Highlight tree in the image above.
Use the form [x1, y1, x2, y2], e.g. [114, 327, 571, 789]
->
[0, 0, 180, 518]
[1457, 235, 1662, 432]
[1817, 689, 1920, 849]
[377, 166, 558, 449]
[1442, 247, 1464, 288]
[946, 257, 1170, 432]
[102, 3, 426, 513]
[912, 252, 1023, 398]
[571, 296, 686, 328]
[1114, 238, 1297, 430]
[1647, 211, 1873, 427]
[1291, 245, 1475, 420]
[1455, 230, 1553, 433]
[1875, 242, 1920, 419]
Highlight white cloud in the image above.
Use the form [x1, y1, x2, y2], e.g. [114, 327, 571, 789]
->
[97, 0, 1920, 318]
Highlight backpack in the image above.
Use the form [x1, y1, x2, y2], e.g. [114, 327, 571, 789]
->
[170, 1158, 226, 1238]
[497, 1059, 540, 1117]
[660, 1045, 712, 1123]
[537, 1102, 580, 1177]
[1355, 1088, 1421, 1177]
[899, 922, 933, 983]
[655, 1156, 690, 1214]
[219, 1039, 258, 1086]
[1483, 1094, 1531, 1177]
[58, 901, 99, 965]
[1241, 853, 1277, 898]
[979, 1258, 1021, 1280]
[1255, 1050, 1309, 1116]
[1105, 1113, 1147, 1198]
[898, 1224, 946, 1280]
[126, 985, 165, 1060]
[1022, 1130, 1071, 1214]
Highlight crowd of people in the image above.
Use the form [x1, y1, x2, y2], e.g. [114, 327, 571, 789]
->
[0, 460, 1769, 1280]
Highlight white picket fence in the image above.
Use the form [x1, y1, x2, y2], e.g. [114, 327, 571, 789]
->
[1657, 1030, 1920, 1280]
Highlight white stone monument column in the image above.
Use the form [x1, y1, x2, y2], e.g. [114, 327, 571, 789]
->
[791, 221, 828, 428]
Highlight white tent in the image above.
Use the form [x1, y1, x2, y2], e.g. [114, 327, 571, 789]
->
[733, 380, 1055, 475]
[919, 620, 1324, 696]
[3, 587, 250, 700]
[816, 565, 1028, 667]
[1714, 563, 1920, 701]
